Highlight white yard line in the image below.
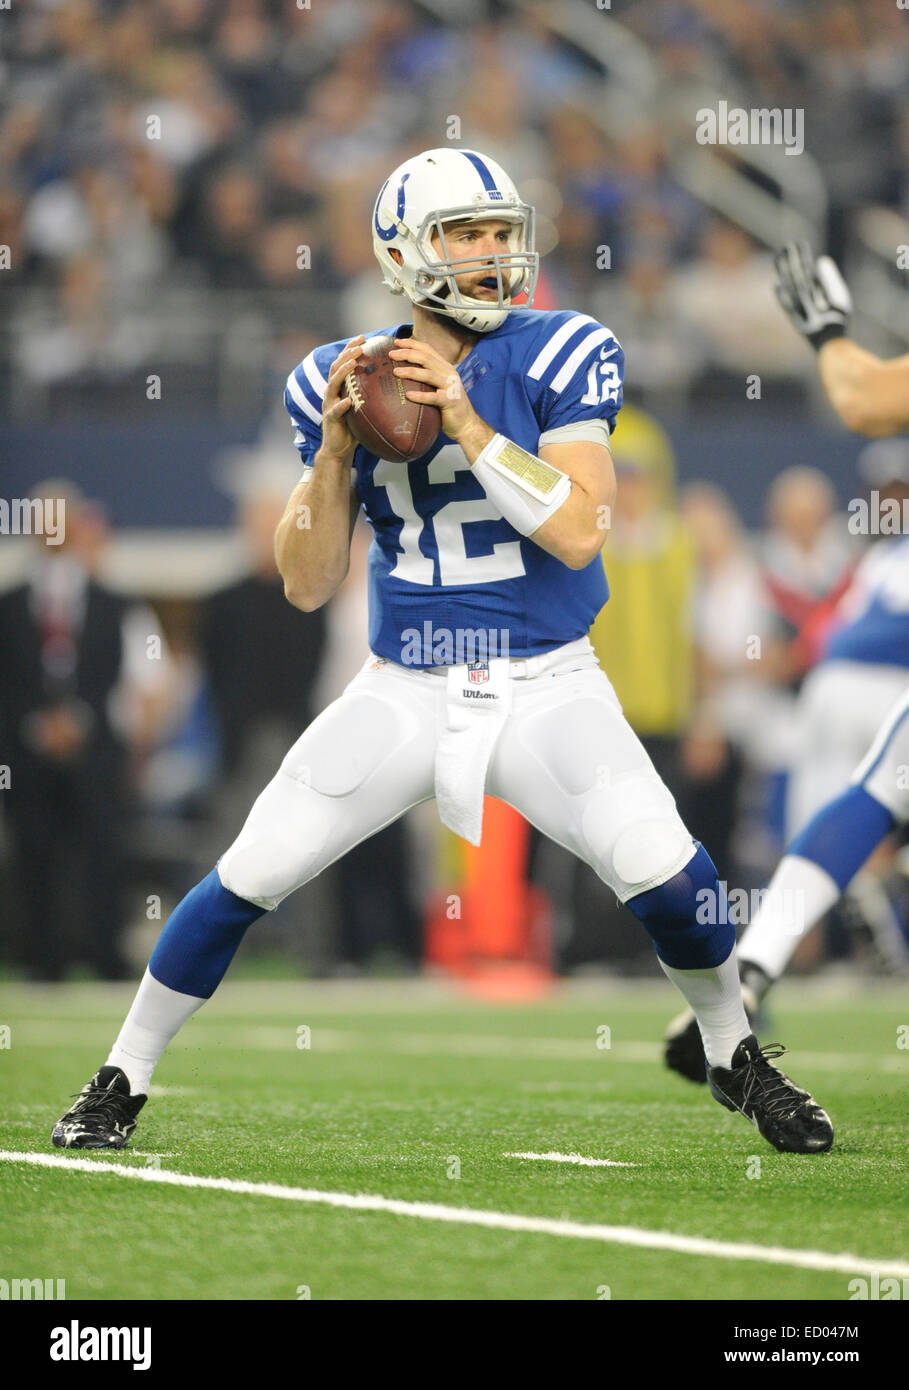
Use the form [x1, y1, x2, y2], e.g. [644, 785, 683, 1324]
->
[2, 1150, 906, 1279]
[504, 1151, 637, 1168]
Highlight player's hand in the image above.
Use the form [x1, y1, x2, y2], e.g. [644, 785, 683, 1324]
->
[319, 336, 364, 461]
[389, 338, 480, 441]
[773, 242, 852, 350]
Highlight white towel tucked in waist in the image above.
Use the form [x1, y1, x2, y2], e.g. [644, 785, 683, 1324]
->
[434, 658, 511, 845]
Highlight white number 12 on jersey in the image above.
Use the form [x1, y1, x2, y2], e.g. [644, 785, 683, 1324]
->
[373, 445, 526, 586]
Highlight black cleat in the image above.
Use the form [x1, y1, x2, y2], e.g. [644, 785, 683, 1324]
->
[665, 984, 760, 1084]
[52, 1066, 146, 1150]
[707, 1034, 834, 1154]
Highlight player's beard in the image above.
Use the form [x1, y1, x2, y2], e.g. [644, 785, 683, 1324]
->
[415, 266, 513, 340]
[417, 302, 482, 349]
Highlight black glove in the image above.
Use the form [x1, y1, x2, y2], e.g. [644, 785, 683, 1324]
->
[774, 241, 852, 350]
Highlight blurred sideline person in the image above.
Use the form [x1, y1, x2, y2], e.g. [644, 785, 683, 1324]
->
[590, 411, 745, 874]
[758, 467, 859, 694]
[199, 480, 327, 809]
[589, 406, 694, 761]
[0, 481, 169, 979]
[679, 483, 783, 879]
[52, 148, 832, 1157]
[755, 466, 861, 848]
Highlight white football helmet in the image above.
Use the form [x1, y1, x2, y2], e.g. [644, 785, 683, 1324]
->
[372, 147, 538, 333]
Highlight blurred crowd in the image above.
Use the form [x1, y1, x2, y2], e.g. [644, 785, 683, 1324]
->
[3, 0, 909, 409]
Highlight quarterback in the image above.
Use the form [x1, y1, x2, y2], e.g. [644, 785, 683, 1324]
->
[53, 149, 832, 1154]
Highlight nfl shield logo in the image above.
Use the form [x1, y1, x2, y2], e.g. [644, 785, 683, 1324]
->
[467, 660, 489, 684]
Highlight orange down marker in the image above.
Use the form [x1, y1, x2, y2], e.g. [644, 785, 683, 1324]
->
[425, 798, 554, 998]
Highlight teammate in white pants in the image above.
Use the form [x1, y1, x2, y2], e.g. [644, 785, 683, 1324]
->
[785, 539, 909, 836]
[666, 242, 909, 1081]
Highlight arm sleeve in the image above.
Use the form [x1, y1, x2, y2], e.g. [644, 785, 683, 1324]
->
[531, 315, 625, 439]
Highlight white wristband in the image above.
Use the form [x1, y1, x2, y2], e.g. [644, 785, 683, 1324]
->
[471, 433, 571, 537]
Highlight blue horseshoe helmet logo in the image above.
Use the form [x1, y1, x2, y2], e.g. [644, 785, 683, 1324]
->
[374, 173, 410, 242]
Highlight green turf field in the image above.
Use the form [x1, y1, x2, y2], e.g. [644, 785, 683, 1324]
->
[1, 977, 906, 1301]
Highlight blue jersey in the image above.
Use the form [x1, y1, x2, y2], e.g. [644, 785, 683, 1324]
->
[826, 538, 909, 669]
[285, 309, 623, 667]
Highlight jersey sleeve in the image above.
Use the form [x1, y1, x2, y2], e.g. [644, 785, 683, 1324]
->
[525, 312, 625, 444]
[284, 342, 338, 468]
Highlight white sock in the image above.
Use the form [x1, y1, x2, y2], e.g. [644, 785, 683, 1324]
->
[660, 949, 750, 1069]
[738, 854, 840, 981]
[106, 968, 206, 1096]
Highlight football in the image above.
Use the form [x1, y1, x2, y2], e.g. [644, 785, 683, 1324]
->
[342, 335, 441, 463]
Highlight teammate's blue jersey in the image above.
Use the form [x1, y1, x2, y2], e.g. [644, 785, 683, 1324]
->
[826, 538, 909, 668]
[285, 309, 623, 667]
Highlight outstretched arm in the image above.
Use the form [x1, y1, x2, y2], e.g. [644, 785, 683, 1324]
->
[774, 241, 909, 437]
[816, 338, 909, 437]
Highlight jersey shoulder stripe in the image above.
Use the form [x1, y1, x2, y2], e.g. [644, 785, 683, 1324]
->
[286, 343, 333, 427]
[301, 349, 329, 399]
[525, 313, 599, 382]
[286, 367, 321, 426]
[286, 330, 393, 438]
[549, 326, 617, 394]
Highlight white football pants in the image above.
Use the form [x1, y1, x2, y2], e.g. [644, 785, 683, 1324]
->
[786, 659, 909, 836]
[217, 638, 697, 910]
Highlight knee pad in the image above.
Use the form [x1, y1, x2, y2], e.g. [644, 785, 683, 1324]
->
[218, 832, 325, 910]
[611, 816, 695, 900]
[625, 842, 734, 969]
[580, 773, 692, 892]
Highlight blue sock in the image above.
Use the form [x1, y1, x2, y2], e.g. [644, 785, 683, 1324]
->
[149, 868, 266, 998]
[625, 843, 734, 969]
[789, 785, 895, 891]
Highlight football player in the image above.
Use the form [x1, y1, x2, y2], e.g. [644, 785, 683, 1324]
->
[666, 243, 909, 1080]
[53, 149, 832, 1155]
